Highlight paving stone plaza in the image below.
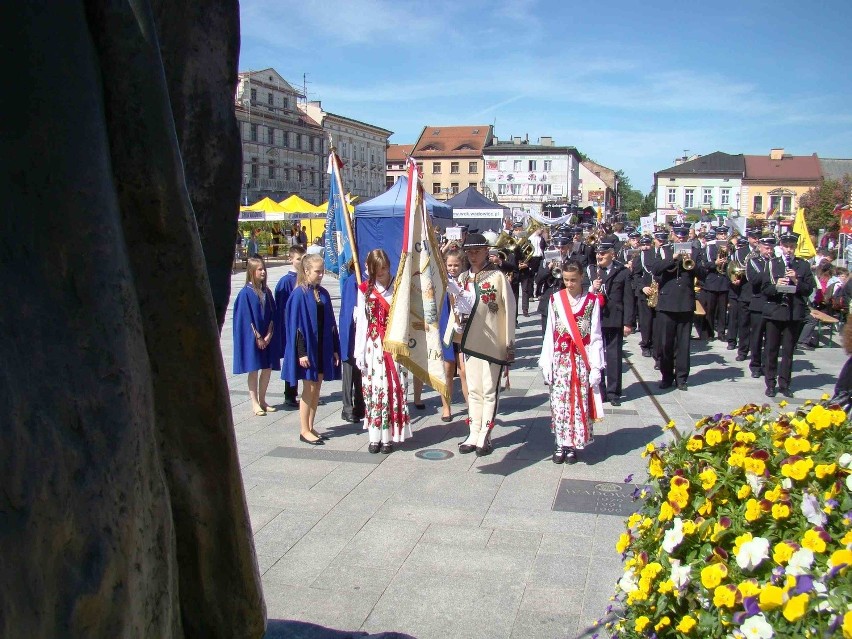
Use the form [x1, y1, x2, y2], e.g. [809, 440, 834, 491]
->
[223, 265, 845, 639]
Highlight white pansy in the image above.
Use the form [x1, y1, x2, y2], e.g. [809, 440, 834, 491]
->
[670, 558, 691, 589]
[740, 613, 774, 639]
[786, 548, 815, 576]
[839, 453, 852, 469]
[781, 477, 793, 490]
[847, 474, 852, 492]
[662, 517, 685, 553]
[618, 567, 638, 593]
[801, 493, 827, 526]
[746, 472, 765, 497]
[736, 537, 770, 571]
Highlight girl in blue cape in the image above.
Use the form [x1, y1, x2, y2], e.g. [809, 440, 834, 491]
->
[282, 254, 341, 444]
[232, 256, 279, 416]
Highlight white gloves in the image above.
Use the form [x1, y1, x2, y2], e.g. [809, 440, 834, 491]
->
[355, 355, 365, 373]
[454, 290, 476, 316]
[589, 368, 602, 387]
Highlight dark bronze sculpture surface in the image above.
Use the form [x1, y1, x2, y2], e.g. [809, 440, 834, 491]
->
[1, 1, 264, 636]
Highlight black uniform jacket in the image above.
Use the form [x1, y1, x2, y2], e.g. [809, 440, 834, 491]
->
[583, 261, 635, 328]
[650, 245, 707, 313]
[761, 256, 816, 322]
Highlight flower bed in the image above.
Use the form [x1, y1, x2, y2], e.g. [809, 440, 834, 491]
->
[608, 397, 852, 638]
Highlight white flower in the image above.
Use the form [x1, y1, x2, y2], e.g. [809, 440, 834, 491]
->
[736, 537, 770, 571]
[618, 567, 637, 593]
[781, 477, 793, 490]
[670, 558, 691, 589]
[746, 472, 765, 497]
[847, 474, 852, 492]
[786, 548, 815, 576]
[839, 453, 852, 469]
[740, 613, 774, 638]
[801, 493, 828, 526]
[662, 517, 685, 553]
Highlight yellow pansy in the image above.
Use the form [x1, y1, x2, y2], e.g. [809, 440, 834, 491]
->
[781, 457, 814, 481]
[831, 408, 846, 426]
[771, 503, 791, 520]
[728, 452, 746, 468]
[713, 584, 738, 608]
[843, 611, 852, 639]
[640, 517, 653, 530]
[626, 589, 648, 605]
[806, 404, 832, 430]
[681, 519, 696, 535]
[732, 532, 753, 556]
[699, 468, 718, 490]
[700, 563, 728, 589]
[648, 455, 664, 478]
[745, 498, 763, 522]
[642, 443, 656, 457]
[737, 484, 752, 499]
[784, 436, 811, 455]
[841, 531, 852, 545]
[765, 485, 783, 502]
[654, 616, 671, 631]
[758, 584, 784, 610]
[736, 430, 756, 443]
[705, 428, 724, 446]
[627, 513, 642, 528]
[815, 463, 837, 479]
[676, 615, 697, 633]
[686, 436, 704, 452]
[802, 529, 827, 553]
[829, 549, 852, 572]
[697, 499, 713, 516]
[640, 562, 663, 580]
[791, 417, 810, 437]
[782, 593, 809, 622]
[743, 457, 766, 475]
[773, 541, 796, 564]
[658, 501, 674, 522]
[737, 579, 761, 598]
[635, 615, 651, 632]
[615, 533, 631, 553]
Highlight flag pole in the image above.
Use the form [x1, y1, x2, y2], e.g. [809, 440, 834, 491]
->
[327, 135, 362, 284]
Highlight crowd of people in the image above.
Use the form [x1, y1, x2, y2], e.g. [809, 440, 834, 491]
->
[231, 217, 850, 465]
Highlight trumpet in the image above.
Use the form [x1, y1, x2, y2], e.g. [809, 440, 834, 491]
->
[681, 252, 695, 270]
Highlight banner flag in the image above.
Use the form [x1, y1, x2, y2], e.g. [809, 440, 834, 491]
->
[383, 160, 450, 400]
[793, 207, 816, 259]
[323, 150, 361, 284]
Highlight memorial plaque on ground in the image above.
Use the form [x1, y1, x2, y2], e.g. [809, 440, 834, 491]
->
[553, 478, 648, 516]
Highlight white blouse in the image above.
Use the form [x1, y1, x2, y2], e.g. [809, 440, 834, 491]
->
[353, 280, 394, 367]
[538, 291, 604, 375]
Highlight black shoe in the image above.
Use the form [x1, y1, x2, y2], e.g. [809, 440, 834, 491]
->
[458, 443, 477, 454]
[368, 442, 381, 454]
[780, 388, 794, 398]
[735, 354, 747, 361]
[765, 387, 777, 398]
[659, 380, 673, 389]
[641, 348, 652, 358]
[475, 441, 493, 457]
[341, 413, 361, 423]
[799, 343, 816, 351]
[727, 343, 737, 350]
[677, 383, 688, 391]
[552, 447, 566, 464]
[609, 397, 621, 407]
[564, 448, 578, 464]
[440, 415, 453, 423]
[380, 443, 393, 454]
[284, 399, 299, 409]
[299, 434, 324, 445]
[751, 371, 762, 379]
[414, 403, 426, 410]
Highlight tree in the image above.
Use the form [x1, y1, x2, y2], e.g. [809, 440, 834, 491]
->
[798, 176, 852, 234]
[640, 189, 657, 216]
[615, 169, 645, 215]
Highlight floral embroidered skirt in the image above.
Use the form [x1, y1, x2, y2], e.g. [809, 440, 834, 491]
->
[362, 336, 411, 442]
[549, 350, 594, 449]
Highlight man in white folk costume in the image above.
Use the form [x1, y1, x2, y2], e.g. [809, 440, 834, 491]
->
[447, 233, 516, 456]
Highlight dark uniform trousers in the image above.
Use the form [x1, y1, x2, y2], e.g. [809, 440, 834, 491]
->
[764, 319, 800, 391]
[729, 298, 751, 354]
[519, 257, 541, 313]
[341, 360, 365, 418]
[637, 300, 655, 351]
[749, 313, 766, 374]
[700, 289, 728, 339]
[657, 311, 693, 385]
[601, 327, 624, 399]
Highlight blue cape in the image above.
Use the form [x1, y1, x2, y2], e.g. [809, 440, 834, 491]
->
[232, 285, 280, 374]
[272, 271, 297, 360]
[338, 274, 358, 361]
[282, 286, 341, 383]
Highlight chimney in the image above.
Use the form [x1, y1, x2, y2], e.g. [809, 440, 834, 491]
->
[513, 136, 522, 145]
[540, 136, 553, 146]
[769, 148, 784, 160]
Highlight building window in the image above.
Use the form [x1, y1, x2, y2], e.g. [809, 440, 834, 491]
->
[469, 182, 477, 190]
[498, 160, 507, 171]
[250, 88, 257, 102]
[283, 168, 289, 181]
[268, 159, 275, 179]
[433, 162, 442, 174]
[267, 128, 274, 145]
[721, 188, 731, 206]
[310, 172, 316, 186]
[450, 162, 460, 174]
[753, 195, 763, 212]
[684, 188, 695, 208]
[282, 131, 289, 148]
[298, 169, 303, 182]
[450, 182, 459, 194]
[469, 161, 477, 174]
[342, 141, 347, 156]
[386, 176, 395, 189]
[529, 160, 537, 171]
[433, 183, 441, 195]
[667, 188, 676, 204]
[510, 183, 523, 195]
[416, 162, 424, 174]
[543, 160, 552, 171]
[283, 97, 289, 110]
[772, 195, 793, 213]
[250, 158, 258, 178]
[267, 93, 273, 106]
[532, 183, 551, 196]
[250, 123, 258, 142]
[702, 188, 713, 206]
[498, 183, 508, 195]
[513, 160, 522, 171]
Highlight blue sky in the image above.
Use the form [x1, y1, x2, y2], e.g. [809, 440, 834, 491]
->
[239, 0, 852, 193]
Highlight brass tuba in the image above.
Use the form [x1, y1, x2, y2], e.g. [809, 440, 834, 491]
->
[716, 245, 729, 275]
[494, 218, 545, 261]
[646, 280, 660, 308]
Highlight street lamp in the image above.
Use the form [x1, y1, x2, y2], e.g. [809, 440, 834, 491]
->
[243, 172, 249, 206]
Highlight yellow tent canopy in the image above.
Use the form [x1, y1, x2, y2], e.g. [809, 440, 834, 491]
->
[793, 208, 816, 259]
[279, 195, 324, 214]
[240, 196, 289, 213]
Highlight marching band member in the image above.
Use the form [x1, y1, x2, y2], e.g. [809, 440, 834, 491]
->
[650, 226, 706, 390]
[539, 261, 604, 464]
[698, 225, 731, 341]
[449, 233, 516, 456]
[726, 235, 751, 357]
[761, 232, 816, 398]
[747, 236, 775, 378]
[631, 235, 657, 359]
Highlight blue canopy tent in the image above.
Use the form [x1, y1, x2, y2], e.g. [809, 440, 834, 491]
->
[445, 186, 508, 233]
[353, 176, 452, 274]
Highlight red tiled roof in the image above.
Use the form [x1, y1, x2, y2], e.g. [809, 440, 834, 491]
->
[387, 144, 414, 163]
[412, 125, 493, 158]
[744, 153, 821, 181]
